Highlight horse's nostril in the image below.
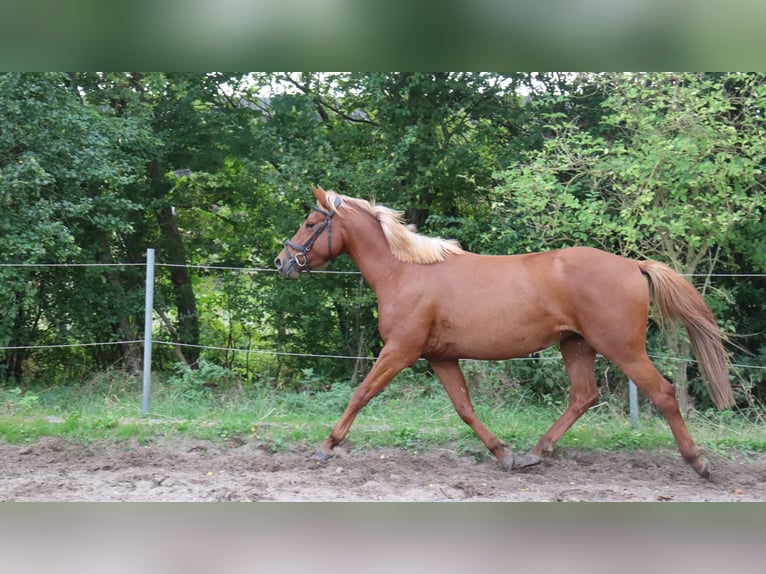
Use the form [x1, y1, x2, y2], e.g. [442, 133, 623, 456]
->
[274, 256, 282, 270]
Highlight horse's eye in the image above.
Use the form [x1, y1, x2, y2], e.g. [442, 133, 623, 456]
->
[306, 222, 316, 229]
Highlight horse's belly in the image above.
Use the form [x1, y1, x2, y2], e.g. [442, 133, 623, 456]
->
[425, 311, 569, 361]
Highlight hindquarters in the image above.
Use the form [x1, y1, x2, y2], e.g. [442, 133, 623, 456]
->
[559, 249, 732, 411]
[543, 250, 730, 477]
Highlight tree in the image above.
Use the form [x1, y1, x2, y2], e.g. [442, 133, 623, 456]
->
[7, 71, 764, 405]
[74, 72, 254, 368]
[241, 73, 530, 384]
[0, 72, 149, 378]
[495, 72, 766, 410]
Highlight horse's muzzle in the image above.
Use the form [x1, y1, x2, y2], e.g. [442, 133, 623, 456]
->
[274, 254, 301, 279]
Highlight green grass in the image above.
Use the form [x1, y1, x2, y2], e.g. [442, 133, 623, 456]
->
[1, 373, 765, 460]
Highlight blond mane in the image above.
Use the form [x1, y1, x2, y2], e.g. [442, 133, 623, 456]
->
[324, 191, 464, 264]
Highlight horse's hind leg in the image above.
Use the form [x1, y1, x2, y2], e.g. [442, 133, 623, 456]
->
[612, 353, 710, 478]
[430, 360, 540, 470]
[529, 336, 599, 458]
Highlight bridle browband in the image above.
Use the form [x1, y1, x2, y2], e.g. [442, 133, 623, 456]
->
[282, 197, 342, 272]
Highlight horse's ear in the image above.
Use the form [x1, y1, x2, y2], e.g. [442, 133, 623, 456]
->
[311, 185, 329, 209]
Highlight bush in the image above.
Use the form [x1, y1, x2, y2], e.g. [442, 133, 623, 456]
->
[164, 360, 241, 402]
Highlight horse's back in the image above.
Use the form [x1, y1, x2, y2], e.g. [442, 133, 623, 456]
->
[449, 246, 643, 297]
[402, 246, 649, 361]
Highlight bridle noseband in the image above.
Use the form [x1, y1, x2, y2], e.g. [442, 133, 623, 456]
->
[282, 205, 336, 272]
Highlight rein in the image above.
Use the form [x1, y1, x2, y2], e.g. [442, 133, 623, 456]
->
[283, 205, 336, 272]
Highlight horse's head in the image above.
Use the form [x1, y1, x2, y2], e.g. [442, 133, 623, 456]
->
[274, 186, 345, 279]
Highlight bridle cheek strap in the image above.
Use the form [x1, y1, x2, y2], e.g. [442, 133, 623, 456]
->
[284, 206, 334, 272]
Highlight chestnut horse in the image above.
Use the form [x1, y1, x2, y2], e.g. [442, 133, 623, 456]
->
[274, 186, 733, 478]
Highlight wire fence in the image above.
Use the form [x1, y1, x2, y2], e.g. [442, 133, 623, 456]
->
[0, 261, 359, 366]
[2, 255, 766, 420]
[0, 258, 764, 365]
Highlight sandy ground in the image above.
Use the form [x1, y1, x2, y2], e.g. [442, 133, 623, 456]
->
[2, 436, 765, 501]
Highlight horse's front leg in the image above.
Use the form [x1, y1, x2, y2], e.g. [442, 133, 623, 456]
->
[430, 360, 542, 471]
[316, 345, 417, 460]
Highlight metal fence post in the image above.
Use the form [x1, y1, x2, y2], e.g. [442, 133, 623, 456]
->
[629, 379, 638, 430]
[142, 248, 155, 415]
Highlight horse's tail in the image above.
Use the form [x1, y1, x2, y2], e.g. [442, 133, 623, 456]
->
[638, 260, 734, 410]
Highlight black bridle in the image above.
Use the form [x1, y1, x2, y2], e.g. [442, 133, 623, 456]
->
[281, 205, 336, 272]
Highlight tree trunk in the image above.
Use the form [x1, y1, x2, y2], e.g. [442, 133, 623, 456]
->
[148, 161, 199, 367]
[95, 231, 143, 373]
[4, 348, 25, 380]
[156, 205, 200, 367]
[4, 293, 29, 380]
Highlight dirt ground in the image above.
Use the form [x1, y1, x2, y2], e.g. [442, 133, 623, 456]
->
[2, 436, 765, 501]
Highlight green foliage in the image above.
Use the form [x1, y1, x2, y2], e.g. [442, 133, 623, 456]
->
[494, 72, 766, 405]
[1, 72, 765, 407]
[3, 387, 41, 413]
[0, 73, 149, 374]
[496, 73, 766, 262]
[165, 360, 240, 402]
[1, 373, 765, 461]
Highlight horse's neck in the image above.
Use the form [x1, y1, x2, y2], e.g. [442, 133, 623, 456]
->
[344, 214, 402, 291]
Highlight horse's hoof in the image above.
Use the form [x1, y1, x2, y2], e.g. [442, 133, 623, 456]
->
[314, 449, 333, 462]
[697, 458, 711, 480]
[500, 453, 514, 471]
[513, 453, 543, 469]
